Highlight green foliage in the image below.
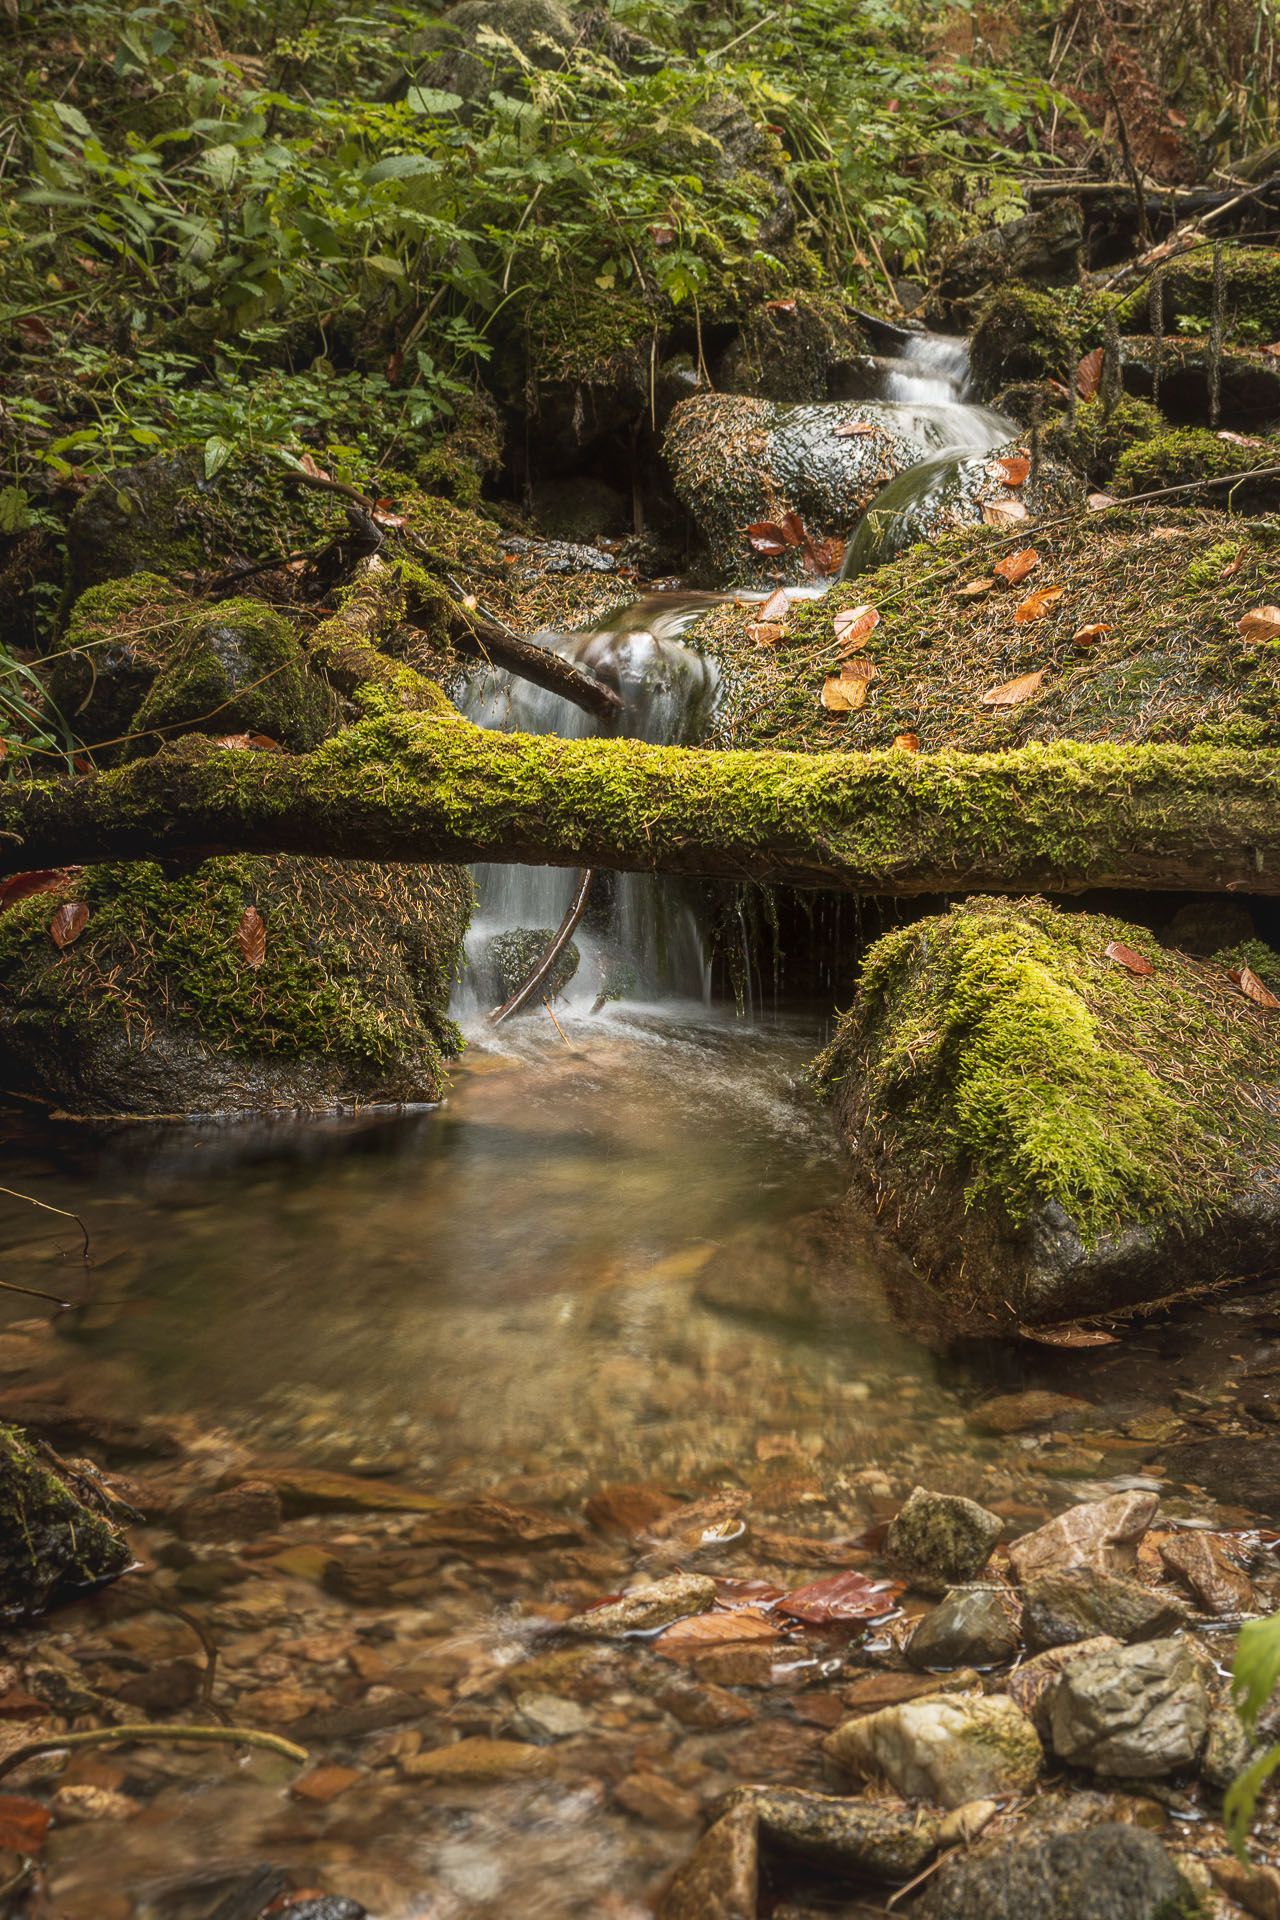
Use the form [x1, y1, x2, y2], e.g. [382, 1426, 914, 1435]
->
[1227, 1610, 1280, 1853]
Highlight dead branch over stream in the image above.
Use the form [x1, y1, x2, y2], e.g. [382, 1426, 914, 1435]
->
[2, 715, 1279, 896]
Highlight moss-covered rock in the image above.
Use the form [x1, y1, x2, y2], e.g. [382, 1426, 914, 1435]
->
[1113, 427, 1280, 508]
[912, 1825, 1206, 1920]
[1116, 248, 1280, 345]
[969, 280, 1081, 398]
[716, 292, 867, 402]
[481, 925, 580, 1008]
[1044, 396, 1164, 489]
[0, 853, 471, 1116]
[814, 896, 1280, 1329]
[931, 201, 1085, 330]
[0, 1425, 131, 1619]
[693, 509, 1280, 756]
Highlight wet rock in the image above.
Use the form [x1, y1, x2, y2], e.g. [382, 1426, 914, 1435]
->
[717, 295, 866, 403]
[906, 1586, 1021, 1669]
[1008, 1493, 1160, 1583]
[566, 1572, 717, 1636]
[1201, 1691, 1255, 1790]
[658, 1803, 758, 1920]
[1023, 1568, 1188, 1649]
[931, 202, 1084, 328]
[1209, 1854, 1280, 1918]
[615, 1771, 701, 1827]
[481, 926, 581, 1008]
[403, 1737, 554, 1782]
[115, 1662, 201, 1712]
[322, 1548, 445, 1607]
[718, 1785, 940, 1880]
[823, 1692, 1042, 1808]
[177, 1481, 283, 1544]
[910, 1824, 1201, 1920]
[654, 1677, 755, 1728]
[515, 1691, 595, 1739]
[586, 1483, 683, 1539]
[883, 1487, 1003, 1596]
[1048, 1637, 1210, 1777]
[0, 1425, 132, 1620]
[1158, 1531, 1254, 1614]
[840, 1668, 983, 1713]
[967, 1391, 1092, 1435]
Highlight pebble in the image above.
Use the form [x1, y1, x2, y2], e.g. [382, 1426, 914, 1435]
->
[614, 1771, 701, 1827]
[1047, 1637, 1210, 1777]
[823, 1692, 1042, 1808]
[906, 1585, 1021, 1669]
[883, 1488, 1003, 1596]
[657, 1803, 758, 1920]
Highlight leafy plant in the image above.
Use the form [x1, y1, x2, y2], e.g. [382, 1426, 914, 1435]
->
[1226, 1607, 1280, 1853]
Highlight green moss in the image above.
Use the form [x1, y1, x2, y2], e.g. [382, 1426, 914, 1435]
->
[969, 280, 1080, 395]
[814, 895, 1280, 1250]
[129, 596, 331, 752]
[1114, 428, 1280, 507]
[1117, 248, 1280, 343]
[0, 1424, 131, 1619]
[1044, 395, 1163, 488]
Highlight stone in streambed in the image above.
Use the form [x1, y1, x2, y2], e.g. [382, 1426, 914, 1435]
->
[0, 1425, 132, 1620]
[883, 1487, 1003, 1596]
[658, 1803, 758, 1920]
[716, 1785, 940, 1881]
[815, 896, 1280, 1331]
[906, 1585, 1021, 1669]
[566, 1572, 717, 1637]
[1048, 1637, 1210, 1777]
[1008, 1492, 1159, 1583]
[910, 1824, 1205, 1920]
[1023, 1568, 1188, 1649]
[968, 1391, 1092, 1434]
[1006, 1635, 1122, 1732]
[823, 1693, 1042, 1808]
[403, 1737, 553, 1782]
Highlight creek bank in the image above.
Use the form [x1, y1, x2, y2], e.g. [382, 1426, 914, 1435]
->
[814, 895, 1280, 1330]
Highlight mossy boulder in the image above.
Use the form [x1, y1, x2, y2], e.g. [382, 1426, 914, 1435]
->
[693, 509, 1280, 756]
[0, 1425, 132, 1619]
[0, 854, 471, 1116]
[1117, 335, 1280, 431]
[1113, 427, 1280, 508]
[931, 201, 1085, 329]
[50, 576, 331, 761]
[481, 926, 580, 1009]
[969, 280, 1080, 398]
[716, 293, 867, 403]
[814, 896, 1280, 1329]
[912, 1825, 1206, 1920]
[1116, 248, 1280, 345]
[1044, 396, 1164, 488]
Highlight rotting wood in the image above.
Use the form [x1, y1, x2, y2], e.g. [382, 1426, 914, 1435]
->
[2, 722, 1280, 897]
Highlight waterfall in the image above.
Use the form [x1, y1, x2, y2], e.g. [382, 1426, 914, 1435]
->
[454, 595, 723, 1022]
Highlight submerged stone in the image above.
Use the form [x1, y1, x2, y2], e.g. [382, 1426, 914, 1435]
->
[565, 1572, 717, 1637]
[658, 1803, 758, 1920]
[906, 1585, 1022, 1669]
[814, 898, 1280, 1329]
[0, 1425, 132, 1620]
[1024, 1569, 1188, 1649]
[910, 1825, 1204, 1920]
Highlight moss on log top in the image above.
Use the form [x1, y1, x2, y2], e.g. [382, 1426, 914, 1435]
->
[0, 1426, 132, 1620]
[695, 508, 1280, 756]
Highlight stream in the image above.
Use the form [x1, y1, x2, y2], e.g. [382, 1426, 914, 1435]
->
[0, 334, 1270, 1915]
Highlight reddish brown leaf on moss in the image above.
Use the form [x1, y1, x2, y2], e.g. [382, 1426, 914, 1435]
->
[1239, 965, 1280, 1010]
[775, 1568, 901, 1625]
[1217, 430, 1263, 448]
[1076, 347, 1105, 399]
[1072, 624, 1111, 647]
[993, 548, 1039, 585]
[748, 621, 785, 648]
[1105, 941, 1155, 976]
[833, 604, 879, 648]
[760, 589, 790, 623]
[989, 454, 1030, 487]
[1219, 547, 1247, 580]
[822, 658, 876, 712]
[49, 901, 89, 949]
[778, 511, 807, 547]
[747, 522, 790, 555]
[958, 578, 995, 599]
[980, 669, 1044, 708]
[1238, 606, 1280, 643]
[0, 1793, 50, 1853]
[298, 452, 331, 481]
[1087, 492, 1118, 510]
[1013, 587, 1065, 624]
[0, 869, 77, 911]
[766, 298, 797, 313]
[982, 498, 1029, 527]
[892, 732, 920, 752]
[237, 905, 267, 969]
[807, 535, 847, 576]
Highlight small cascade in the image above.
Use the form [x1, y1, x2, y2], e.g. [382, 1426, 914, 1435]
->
[839, 332, 1015, 578]
[455, 594, 724, 1022]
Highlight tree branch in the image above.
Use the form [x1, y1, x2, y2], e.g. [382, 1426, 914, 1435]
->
[0, 715, 1278, 897]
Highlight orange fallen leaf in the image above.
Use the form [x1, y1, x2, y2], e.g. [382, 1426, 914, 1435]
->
[1072, 624, 1111, 647]
[237, 905, 267, 969]
[1239, 606, 1280, 643]
[1013, 587, 1066, 624]
[988, 454, 1030, 487]
[49, 901, 89, 949]
[766, 298, 797, 313]
[958, 578, 994, 599]
[0, 869, 79, 911]
[993, 548, 1039, 586]
[1239, 964, 1280, 1010]
[981, 669, 1045, 708]
[0, 1793, 50, 1853]
[747, 522, 789, 556]
[1019, 1323, 1119, 1348]
[775, 1568, 901, 1625]
[833, 604, 879, 648]
[1105, 940, 1155, 976]
[656, 1608, 781, 1656]
[892, 732, 919, 752]
[833, 421, 878, 437]
[298, 452, 331, 480]
[1087, 492, 1118, 510]
[1076, 346, 1104, 399]
[982, 498, 1029, 528]
[748, 621, 785, 648]
[821, 660, 875, 712]
[760, 588, 790, 623]
[808, 535, 847, 577]
[1262, 342, 1280, 360]
[1217, 430, 1263, 447]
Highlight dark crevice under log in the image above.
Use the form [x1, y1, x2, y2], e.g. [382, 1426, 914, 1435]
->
[2, 715, 1279, 897]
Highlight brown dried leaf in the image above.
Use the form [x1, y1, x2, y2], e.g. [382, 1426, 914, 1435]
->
[656, 1608, 781, 1656]
[0, 1793, 50, 1853]
[958, 578, 995, 599]
[1019, 1323, 1119, 1348]
[1217, 430, 1263, 447]
[1238, 605, 1280, 643]
[982, 498, 1029, 527]
[237, 904, 267, 969]
[778, 511, 807, 548]
[766, 298, 797, 313]
[988, 454, 1031, 487]
[832, 604, 879, 648]
[1013, 586, 1066, 624]
[49, 901, 89, 949]
[748, 621, 785, 648]
[1076, 346, 1105, 399]
[760, 588, 790, 623]
[775, 1568, 901, 1626]
[1220, 547, 1247, 580]
[1239, 964, 1280, 1010]
[648, 223, 675, 246]
[0, 869, 78, 911]
[993, 548, 1039, 586]
[298, 452, 331, 480]
[981, 669, 1045, 708]
[1072, 624, 1111, 647]
[808, 535, 846, 576]
[892, 732, 920, 752]
[1105, 940, 1155, 976]
[1262, 342, 1280, 360]
[833, 420, 877, 437]
[746, 522, 789, 556]
[1087, 492, 1118, 511]
[821, 663, 873, 712]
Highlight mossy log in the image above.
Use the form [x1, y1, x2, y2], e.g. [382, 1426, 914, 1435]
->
[3, 713, 1280, 896]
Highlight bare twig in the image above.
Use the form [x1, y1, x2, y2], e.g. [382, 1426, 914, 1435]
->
[0, 1186, 89, 1263]
[0, 1723, 308, 1782]
[489, 869, 594, 1025]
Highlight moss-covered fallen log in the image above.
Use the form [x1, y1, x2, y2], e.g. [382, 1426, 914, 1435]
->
[3, 707, 1280, 895]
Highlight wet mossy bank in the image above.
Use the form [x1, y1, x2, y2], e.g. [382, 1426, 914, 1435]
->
[814, 896, 1280, 1331]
